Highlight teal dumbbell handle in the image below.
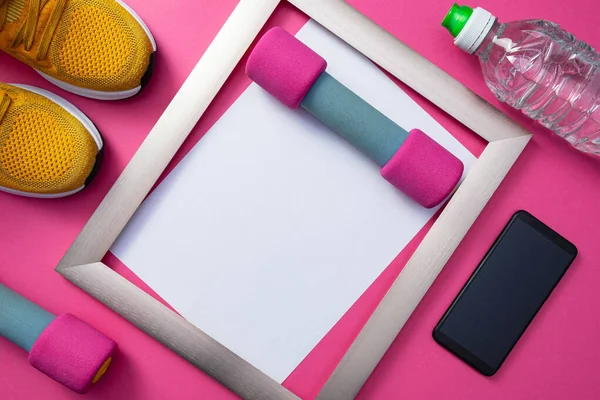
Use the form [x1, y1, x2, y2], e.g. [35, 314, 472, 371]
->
[0, 284, 55, 351]
[301, 72, 409, 167]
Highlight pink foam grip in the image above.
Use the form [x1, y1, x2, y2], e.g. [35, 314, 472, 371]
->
[246, 27, 327, 109]
[381, 129, 464, 208]
[28, 313, 117, 394]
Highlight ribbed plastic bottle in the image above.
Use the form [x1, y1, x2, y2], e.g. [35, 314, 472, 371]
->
[442, 4, 600, 155]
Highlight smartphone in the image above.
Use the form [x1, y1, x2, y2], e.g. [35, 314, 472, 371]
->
[433, 210, 577, 376]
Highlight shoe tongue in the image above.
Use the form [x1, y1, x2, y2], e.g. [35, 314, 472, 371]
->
[5, 0, 26, 23]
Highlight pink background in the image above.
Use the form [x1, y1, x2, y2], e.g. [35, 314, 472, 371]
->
[1, 0, 600, 399]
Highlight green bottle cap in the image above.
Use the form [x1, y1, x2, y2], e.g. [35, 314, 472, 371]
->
[441, 3, 473, 37]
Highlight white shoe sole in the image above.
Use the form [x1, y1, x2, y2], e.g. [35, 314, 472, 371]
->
[0, 84, 104, 199]
[36, 0, 157, 101]
[115, 0, 157, 52]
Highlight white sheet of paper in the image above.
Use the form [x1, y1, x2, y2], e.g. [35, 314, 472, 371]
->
[111, 20, 475, 383]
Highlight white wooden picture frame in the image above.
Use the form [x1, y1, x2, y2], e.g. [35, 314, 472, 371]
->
[55, 0, 532, 399]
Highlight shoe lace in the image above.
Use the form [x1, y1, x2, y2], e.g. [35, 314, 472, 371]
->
[0, 93, 10, 123]
[0, 92, 10, 124]
[0, 0, 67, 61]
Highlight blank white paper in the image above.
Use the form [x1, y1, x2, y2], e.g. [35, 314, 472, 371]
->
[111, 20, 475, 383]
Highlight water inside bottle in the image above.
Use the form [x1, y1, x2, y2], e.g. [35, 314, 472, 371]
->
[477, 20, 600, 154]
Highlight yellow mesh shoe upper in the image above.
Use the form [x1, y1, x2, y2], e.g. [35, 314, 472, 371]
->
[0, 83, 99, 195]
[0, 0, 153, 93]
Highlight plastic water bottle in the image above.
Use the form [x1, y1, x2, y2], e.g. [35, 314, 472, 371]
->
[442, 4, 600, 155]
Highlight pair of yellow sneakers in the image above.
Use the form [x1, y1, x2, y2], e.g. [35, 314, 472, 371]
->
[0, 0, 155, 197]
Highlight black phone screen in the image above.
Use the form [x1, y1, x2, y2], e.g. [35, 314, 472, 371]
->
[433, 211, 577, 375]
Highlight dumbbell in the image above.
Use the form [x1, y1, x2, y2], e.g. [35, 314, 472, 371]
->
[246, 27, 464, 208]
[0, 284, 116, 393]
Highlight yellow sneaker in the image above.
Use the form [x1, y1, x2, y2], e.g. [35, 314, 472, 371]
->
[0, 82, 102, 197]
[0, 0, 156, 100]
